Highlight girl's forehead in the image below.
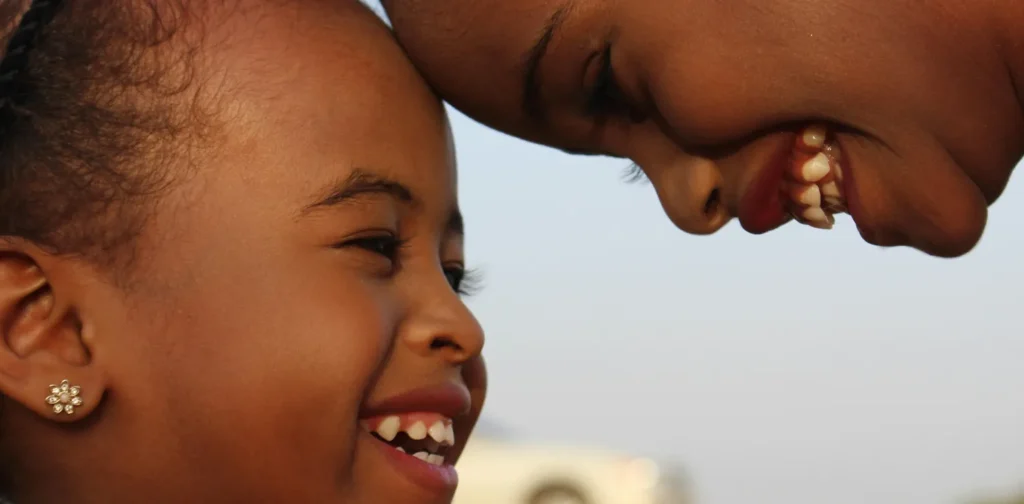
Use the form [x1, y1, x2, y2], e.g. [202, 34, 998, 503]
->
[186, 2, 456, 211]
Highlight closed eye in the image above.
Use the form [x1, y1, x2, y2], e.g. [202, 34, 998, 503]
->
[585, 45, 622, 117]
[584, 43, 648, 124]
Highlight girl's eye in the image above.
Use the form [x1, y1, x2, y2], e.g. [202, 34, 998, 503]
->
[444, 266, 482, 296]
[340, 234, 404, 261]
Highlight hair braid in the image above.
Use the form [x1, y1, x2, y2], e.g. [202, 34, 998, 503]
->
[0, 0, 65, 112]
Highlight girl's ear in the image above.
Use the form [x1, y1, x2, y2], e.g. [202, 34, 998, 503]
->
[0, 240, 106, 422]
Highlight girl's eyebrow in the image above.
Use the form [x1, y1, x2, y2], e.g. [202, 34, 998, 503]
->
[301, 169, 463, 236]
[522, 2, 575, 121]
[301, 169, 416, 215]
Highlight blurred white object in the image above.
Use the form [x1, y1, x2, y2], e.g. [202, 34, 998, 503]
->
[453, 426, 691, 504]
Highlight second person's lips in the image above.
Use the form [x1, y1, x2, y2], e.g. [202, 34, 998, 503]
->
[738, 124, 850, 234]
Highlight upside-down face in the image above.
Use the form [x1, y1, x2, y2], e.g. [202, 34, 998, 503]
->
[384, 0, 1024, 257]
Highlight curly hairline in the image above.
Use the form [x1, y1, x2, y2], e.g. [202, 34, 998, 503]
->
[0, 0, 222, 276]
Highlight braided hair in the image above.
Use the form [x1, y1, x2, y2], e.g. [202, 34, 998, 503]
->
[0, 0, 209, 273]
[0, 0, 64, 115]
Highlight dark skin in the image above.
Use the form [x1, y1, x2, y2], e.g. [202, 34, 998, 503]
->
[382, 0, 1024, 257]
[0, 2, 484, 503]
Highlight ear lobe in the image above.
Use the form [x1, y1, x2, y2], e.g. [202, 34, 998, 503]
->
[0, 246, 104, 423]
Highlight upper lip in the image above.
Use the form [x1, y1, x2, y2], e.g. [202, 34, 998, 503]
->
[736, 132, 796, 234]
[361, 382, 472, 420]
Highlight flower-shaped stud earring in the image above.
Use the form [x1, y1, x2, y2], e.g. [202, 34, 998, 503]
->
[45, 379, 83, 415]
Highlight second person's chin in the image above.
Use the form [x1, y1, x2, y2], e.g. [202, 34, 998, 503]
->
[907, 208, 987, 258]
[853, 195, 988, 258]
[836, 130, 990, 257]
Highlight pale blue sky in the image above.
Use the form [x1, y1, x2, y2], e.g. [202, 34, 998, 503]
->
[368, 4, 1024, 503]
[450, 107, 1024, 504]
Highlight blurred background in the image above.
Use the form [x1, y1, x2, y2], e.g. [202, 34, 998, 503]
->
[369, 4, 1024, 503]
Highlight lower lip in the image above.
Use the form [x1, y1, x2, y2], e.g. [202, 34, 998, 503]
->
[363, 431, 459, 495]
[738, 136, 793, 234]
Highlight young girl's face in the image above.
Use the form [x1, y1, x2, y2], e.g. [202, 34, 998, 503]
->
[384, 0, 1024, 257]
[2, 3, 483, 503]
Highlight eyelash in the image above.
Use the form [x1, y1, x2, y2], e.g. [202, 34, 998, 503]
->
[341, 234, 482, 296]
[444, 267, 483, 297]
[622, 162, 648, 184]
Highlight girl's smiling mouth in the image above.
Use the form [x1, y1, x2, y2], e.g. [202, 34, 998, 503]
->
[362, 412, 456, 466]
[360, 383, 473, 495]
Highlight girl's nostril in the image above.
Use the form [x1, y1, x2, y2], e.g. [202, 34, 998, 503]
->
[704, 188, 721, 217]
[430, 337, 459, 351]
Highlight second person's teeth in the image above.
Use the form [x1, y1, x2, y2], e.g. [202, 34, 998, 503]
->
[802, 125, 827, 149]
[802, 208, 835, 229]
[802, 207, 832, 226]
[799, 153, 831, 182]
[788, 183, 821, 207]
[820, 181, 841, 199]
[823, 196, 843, 208]
[786, 124, 847, 231]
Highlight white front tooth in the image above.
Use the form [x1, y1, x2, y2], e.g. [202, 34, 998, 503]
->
[444, 424, 455, 446]
[802, 125, 827, 149]
[801, 153, 831, 182]
[796, 184, 821, 207]
[376, 416, 401, 442]
[823, 196, 843, 207]
[426, 454, 445, 466]
[802, 206, 835, 230]
[820, 181, 841, 199]
[428, 421, 447, 443]
[406, 421, 428, 440]
[396, 446, 406, 453]
[412, 451, 429, 461]
[803, 207, 829, 223]
[802, 207, 834, 229]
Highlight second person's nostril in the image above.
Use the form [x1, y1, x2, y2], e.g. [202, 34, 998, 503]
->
[703, 188, 721, 217]
[644, 156, 729, 235]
